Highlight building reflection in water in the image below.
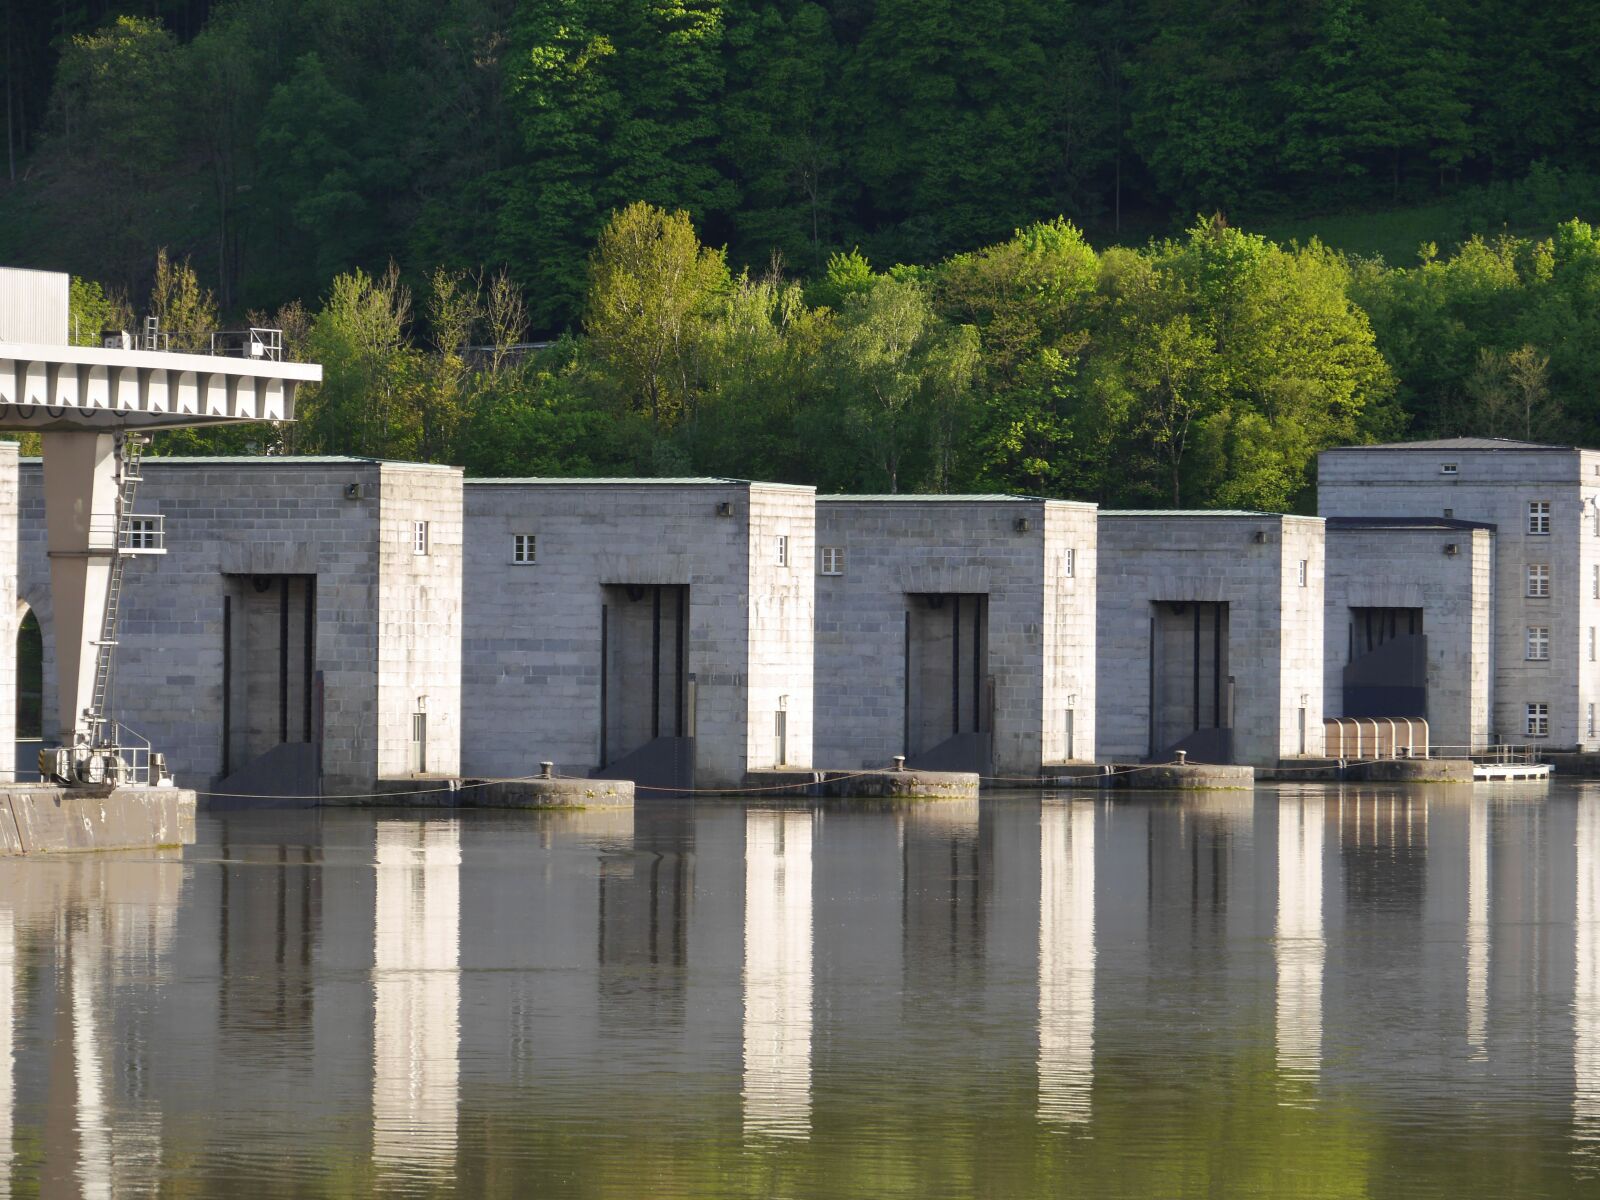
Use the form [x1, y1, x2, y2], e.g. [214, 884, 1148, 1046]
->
[1038, 800, 1095, 1126]
[1276, 792, 1324, 1082]
[28, 856, 181, 1198]
[372, 820, 461, 1175]
[1467, 796, 1490, 1061]
[742, 809, 814, 1139]
[1339, 791, 1428, 913]
[1577, 793, 1600, 1155]
[0, 906, 10, 1199]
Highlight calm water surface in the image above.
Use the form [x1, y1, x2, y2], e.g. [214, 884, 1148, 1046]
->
[3, 782, 1600, 1197]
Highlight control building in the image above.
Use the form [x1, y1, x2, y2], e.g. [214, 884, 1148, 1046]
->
[16, 456, 462, 797]
[1320, 438, 1600, 750]
[813, 496, 1096, 777]
[1096, 512, 1326, 766]
[461, 478, 816, 791]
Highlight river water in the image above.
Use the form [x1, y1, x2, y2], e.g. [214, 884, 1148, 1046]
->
[2, 783, 1599, 1197]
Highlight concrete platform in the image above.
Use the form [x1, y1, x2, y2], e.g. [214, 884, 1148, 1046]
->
[1258, 757, 1474, 784]
[360, 776, 634, 809]
[743, 768, 979, 800]
[1543, 752, 1600, 777]
[1044, 763, 1256, 790]
[0, 785, 196, 854]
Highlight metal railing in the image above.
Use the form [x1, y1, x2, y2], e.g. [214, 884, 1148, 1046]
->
[119, 513, 165, 553]
[210, 327, 284, 361]
[41, 722, 167, 787]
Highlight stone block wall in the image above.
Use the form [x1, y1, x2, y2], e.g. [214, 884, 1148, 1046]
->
[375, 464, 464, 780]
[0, 444, 16, 777]
[1323, 522, 1493, 751]
[1320, 445, 1598, 748]
[16, 457, 463, 795]
[1096, 513, 1326, 765]
[461, 480, 816, 788]
[813, 497, 1096, 776]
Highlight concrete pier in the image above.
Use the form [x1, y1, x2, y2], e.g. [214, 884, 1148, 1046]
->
[359, 776, 635, 809]
[0, 785, 195, 853]
[743, 768, 979, 800]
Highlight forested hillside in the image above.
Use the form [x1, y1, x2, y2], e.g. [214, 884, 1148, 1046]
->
[6, 2, 1600, 508]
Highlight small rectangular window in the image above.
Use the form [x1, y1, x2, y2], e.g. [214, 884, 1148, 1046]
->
[1591, 626, 1596, 662]
[1443, 508, 1454, 518]
[1297, 559, 1308, 587]
[819, 546, 844, 576]
[1529, 500, 1551, 535]
[412, 520, 429, 555]
[513, 533, 537, 564]
[1064, 548, 1076, 578]
[1527, 626, 1550, 661]
[1527, 702, 1550, 737]
[773, 710, 788, 765]
[1594, 563, 1599, 599]
[1593, 508, 1599, 537]
[776, 535, 789, 567]
[1590, 703, 1596, 739]
[127, 516, 160, 550]
[1528, 563, 1551, 598]
[1441, 462, 1458, 475]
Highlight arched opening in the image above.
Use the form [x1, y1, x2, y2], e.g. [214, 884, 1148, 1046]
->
[16, 606, 42, 741]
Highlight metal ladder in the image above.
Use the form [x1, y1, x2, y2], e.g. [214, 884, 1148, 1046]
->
[84, 432, 146, 744]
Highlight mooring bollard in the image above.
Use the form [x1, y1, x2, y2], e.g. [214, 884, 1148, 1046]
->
[540, 761, 554, 779]
[1176, 750, 1187, 765]
[892, 755, 906, 773]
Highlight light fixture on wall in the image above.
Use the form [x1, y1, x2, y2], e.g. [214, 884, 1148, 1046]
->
[1014, 517, 1031, 533]
[716, 501, 733, 517]
[1444, 543, 1460, 556]
[1252, 530, 1267, 544]
[416, 695, 427, 713]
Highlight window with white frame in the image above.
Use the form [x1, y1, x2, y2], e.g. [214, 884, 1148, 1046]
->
[1064, 548, 1076, 578]
[513, 533, 536, 564]
[1528, 563, 1551, 597]
[126, 516, 160, 550]
[1591, 626, 1596, 662]
[776, 535, 789, 567]
[1527, 626, 1550, 660]
[1527, 702, 1550, 737]
[1298, 559, 1308, 587]
[412, 520, 429, 555]
[1529, 500, 1551, 534]
[1593, 507, 1599, 537]
[1594, 563, 1599, 599]
[820, 546, 844, 576]
[1441, 462, 1458, 476]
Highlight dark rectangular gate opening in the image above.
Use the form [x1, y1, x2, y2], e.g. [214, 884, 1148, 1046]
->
[1149, 600, 1234, 763]
[1343, 606, 1427, 719]
[903, 592, 992, 774]
[594, 584, 694, 794]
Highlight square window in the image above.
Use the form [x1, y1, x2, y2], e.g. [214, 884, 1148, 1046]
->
[1528, 563, 1551, 597]
[1527, 702, 1550, 737]
[1527, 626, 1550, 660]
[1441, 462, 1458, 475]
[412, 521, 429, 555]
[776, 535, 789, 567]
[513, 533, 536, 565]
[1529, 500, 1551, 535]
[1297, 559, 1308, 587]
[126, 516, 160, 550]
[1064, 548, 1076, 578]
[820, 546, 844, 576]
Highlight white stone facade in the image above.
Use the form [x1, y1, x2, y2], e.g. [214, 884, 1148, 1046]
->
[1319, 440, 1600, 749]
[0, 444, 16, 777]
[1096, 512, 1326, 765]
[15, 457, 462, 795]
[461, 479, 815, 788]
[1323, 519, 1493, 752]
[813, 497, 1097, 776]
